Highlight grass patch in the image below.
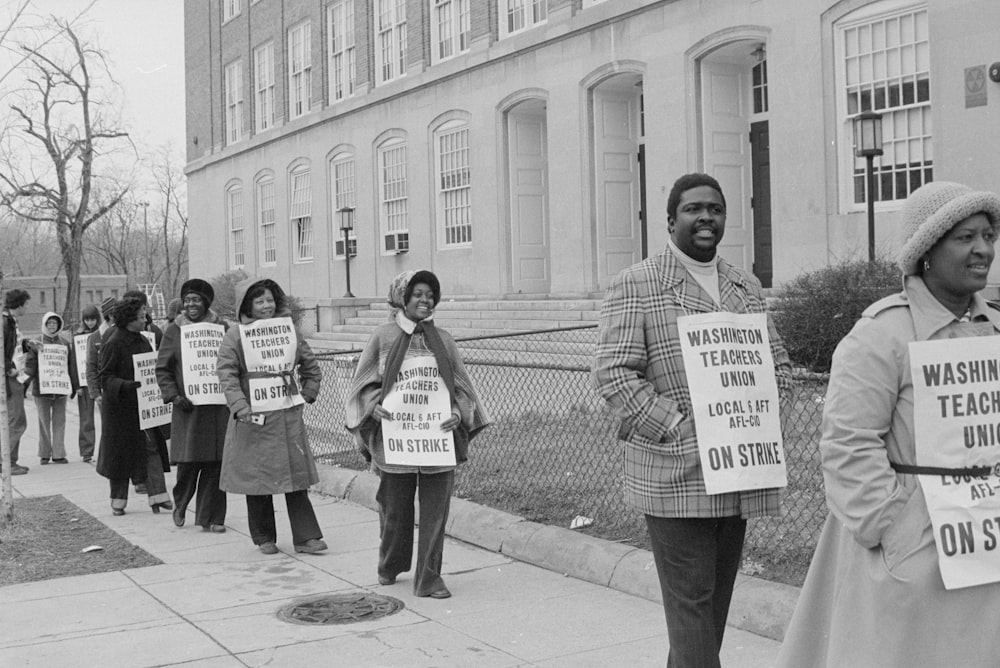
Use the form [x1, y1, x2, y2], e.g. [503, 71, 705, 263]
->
[0, 495, 161, 586]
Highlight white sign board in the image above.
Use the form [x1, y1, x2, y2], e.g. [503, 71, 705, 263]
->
[677, 312, 786, 494]
[240, 317, 304, 413]
[380, 356, 456, 466]
[38, 344, 72, 395]
[73, 334, 89, 387]
[179, 323, 226, 405]
[910, 336, 1000, 589]
[133, 351, 171, 429]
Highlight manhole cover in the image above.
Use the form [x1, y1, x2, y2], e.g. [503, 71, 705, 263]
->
[277, 592, 405, 625]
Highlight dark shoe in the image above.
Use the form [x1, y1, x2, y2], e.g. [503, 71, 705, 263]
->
[112, 507, 126, 516]
[203, 524, 227, 533]
[259, 542, 279, 555]
[378, 574, 396, 586]
[424, 587, 452, 599]
[172, 507, 185, 527]
[293, 538, 328, 554]
[52, 458, 68, 464]
[40, 458, 50, 465]
[82, 456, 93, 463]
[11, 464, 29, 475]
[151, 501, 173, 514]
[134, 483, 147, 494]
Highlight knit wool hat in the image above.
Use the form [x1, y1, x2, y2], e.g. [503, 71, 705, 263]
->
[180, 278, 215, 306]
[99, 297, 117, 317]
[897, 181, 1000, 275]
[165, 297, 183, 322]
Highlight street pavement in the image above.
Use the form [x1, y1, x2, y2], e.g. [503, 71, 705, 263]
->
[0, 399, 789, 667]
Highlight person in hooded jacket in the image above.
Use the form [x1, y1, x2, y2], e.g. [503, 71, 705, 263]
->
[156, 279, 229, 532]
[24, 311, 77, 465]
[216, 277, 326, 555]
[70, 305, 101, 462]
[97, 292, 172, 515]
[345, 270, 491, 599]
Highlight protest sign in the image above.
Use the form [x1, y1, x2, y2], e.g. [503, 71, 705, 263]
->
[677, 312, 785, 495]
[239, 317, 304, 412]
[910, 336, 1000, 589]
[381, 356, 455, 466]
[180, 323, 226, 405]
[133, 351, 171, 429]
[73, 334, 89, 387]
[38, 343, 72, 395]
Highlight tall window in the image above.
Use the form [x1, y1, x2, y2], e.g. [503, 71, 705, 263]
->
[436, 122, 471, 246]
[253, 42, 275, 133]
[224, 60, 244, 145]
[257, 177, 276, 265]
[223, 0, 241, 22]
[227, 185, 245, 268]
[378, 138, 408, 253]
[499, 0, 547, 39]
[327, 0, 357, 103]
[290, 167, 313, 261]
[752, 59, 768, 114]
[838, 3, 931, 209]
[332, 154, 357, 258]
[375, 0, 407, 84]
[431, 0, 470, 63]
[288, 22, 312, 119]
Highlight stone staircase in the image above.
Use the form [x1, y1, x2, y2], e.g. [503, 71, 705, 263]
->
[308, 297, 603, 367]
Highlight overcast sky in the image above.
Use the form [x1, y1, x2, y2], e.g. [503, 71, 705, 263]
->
[3, 0, 186, 154]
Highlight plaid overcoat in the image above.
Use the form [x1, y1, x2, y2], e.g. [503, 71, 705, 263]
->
[592, 246, 792, 518]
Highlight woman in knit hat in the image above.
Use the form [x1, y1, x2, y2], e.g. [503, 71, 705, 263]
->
[346, 270, 490, 599]
[778, 181, 1000, 667]
[156, 279, 230, 532]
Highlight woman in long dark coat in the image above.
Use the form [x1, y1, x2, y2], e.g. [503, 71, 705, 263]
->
[156, 278, 229, 532]
[97, 293, 172, 515]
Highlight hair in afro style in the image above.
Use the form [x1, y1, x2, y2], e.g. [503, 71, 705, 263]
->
[112, 291, 148, 328]
[666, 173, 726, 221]
[4, 289, 30, 310]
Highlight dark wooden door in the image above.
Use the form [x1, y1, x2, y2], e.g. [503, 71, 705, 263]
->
[750, 120, 773, 288]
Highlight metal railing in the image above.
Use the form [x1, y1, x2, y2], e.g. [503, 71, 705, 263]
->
[305, 325, 828, 586]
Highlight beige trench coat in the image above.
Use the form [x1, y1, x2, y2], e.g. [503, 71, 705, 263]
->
[778, 276, 1000, 667]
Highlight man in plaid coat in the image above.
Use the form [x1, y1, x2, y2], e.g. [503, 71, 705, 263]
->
[592, 173, 792, 668]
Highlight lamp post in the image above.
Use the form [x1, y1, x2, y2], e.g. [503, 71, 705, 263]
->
[853, 110, 883, 263]
[338, 206, 355, 298]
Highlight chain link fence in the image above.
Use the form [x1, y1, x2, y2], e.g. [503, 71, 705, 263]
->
[306, 325, 829, 586]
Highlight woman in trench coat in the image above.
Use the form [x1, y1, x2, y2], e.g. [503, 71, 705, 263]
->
[778, 181, 1000, 667]
[216, 277, 326, 555]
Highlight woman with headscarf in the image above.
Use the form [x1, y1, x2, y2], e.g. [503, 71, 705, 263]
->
[216, 277, 326, 555]
[97, 292, 172, 515]
[346, 270, 490, 599]
[156, 279, 230, 532]
[24, 311, 76, 464]
[778, 181, 1000, 667]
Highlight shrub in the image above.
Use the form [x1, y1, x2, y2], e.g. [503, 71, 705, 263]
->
[772, 258, 901, 373]
[208, 269, 307, 329]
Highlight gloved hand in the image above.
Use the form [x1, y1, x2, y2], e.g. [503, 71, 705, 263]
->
[127, 380, 142, 390]
[173, 396, 194, 412]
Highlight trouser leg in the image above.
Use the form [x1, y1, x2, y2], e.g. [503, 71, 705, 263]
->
[195, 461, 227, 527]
[78, 390, 96, 458]
[35, 396, 53, 459]
[173, 462, 198, 514]
[645, 515, 747, 668]
[6, 378, 26, 465]
[285, 489, 322, 545]
[143, 430, 169, 506]
[413, 470, 455, 596]
[376, 471, 417, 579]
[246, 495, 277, 545]
[110, 479, 129, 510]
[50, 396, 67, 459]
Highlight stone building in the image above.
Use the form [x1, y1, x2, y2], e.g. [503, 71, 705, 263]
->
[183, 0, 1000, 307]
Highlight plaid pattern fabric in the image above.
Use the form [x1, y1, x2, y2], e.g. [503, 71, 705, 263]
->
[592, 247, 792, 518]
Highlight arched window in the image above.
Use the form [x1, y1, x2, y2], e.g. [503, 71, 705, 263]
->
[255, 174, 276, 265]
[226, 183, 245, 268]
[289, 165, 313, 262]
[376, 135, 408, 253]
[433, 119, 471, 247]
[330, 152, 357, 258]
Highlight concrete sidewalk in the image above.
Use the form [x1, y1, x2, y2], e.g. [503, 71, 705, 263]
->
[1, 400, 791, 667]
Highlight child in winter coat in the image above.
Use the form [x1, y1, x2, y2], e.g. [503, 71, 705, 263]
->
[24, 312, 78, 464]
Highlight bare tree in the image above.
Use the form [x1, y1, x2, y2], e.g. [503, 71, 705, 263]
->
[0, 18, 131, 326]
[150, 145, 188, 297]
[0, 209, 60, 275]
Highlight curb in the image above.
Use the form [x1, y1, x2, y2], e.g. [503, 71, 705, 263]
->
[313, 464, 799, 641]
